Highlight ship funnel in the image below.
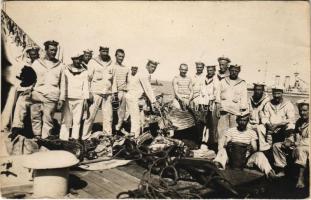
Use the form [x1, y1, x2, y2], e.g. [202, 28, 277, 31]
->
[284, 76, 290, 91]
[274, 75, 280, 86]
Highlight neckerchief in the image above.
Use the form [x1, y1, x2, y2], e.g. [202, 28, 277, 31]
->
[250, 94, 269, 108]
[224, 76, 245, 86]
[93, 56, 112, 67]
[205, 76, 215, 85]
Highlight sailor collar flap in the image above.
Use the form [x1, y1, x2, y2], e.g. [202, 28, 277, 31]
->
[268, 99, 291, 111]
[205, 77, 214, 85]
[38, 57, 61, 69]
[194, 73, 204, 79]
[299, 122, 309, 131]
[67, 64, 86, 75]
[93, 56, 112, 67]
[224, 76, 245, 86]
[217, 71, 229, 78]
[250, 94, 268, 108]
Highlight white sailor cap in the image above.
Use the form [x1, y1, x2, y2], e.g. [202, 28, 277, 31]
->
[83, 49, 93, 54]
[253, 82, 266, 87]
[271, 85, 285, 92]
[147, 59, 160, 66]
[236, 110, 250, 119]
[71, 53, 82, 60]
[206, 65, 216, 69]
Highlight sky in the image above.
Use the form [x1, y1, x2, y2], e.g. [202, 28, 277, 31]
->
[4, 1, 310, 86]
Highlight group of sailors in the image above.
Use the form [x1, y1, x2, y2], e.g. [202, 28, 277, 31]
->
[4, 38, 309, 189]
[171, 58, 308, 188]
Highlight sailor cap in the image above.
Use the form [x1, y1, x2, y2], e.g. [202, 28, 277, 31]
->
[217, 56, 231, 63]
[99, 46, 109, 52]
[236, 110, 250, 119]
[229, 64, 241, 70]
[195, 62, 205, 66]
[83, 49, 93, 54]
[43, 40, 59, 47]
[25, 46, 40, 53]
[71, 53, 82, 60]
[271, 85, 285, 92]
[253, 82, 266, 87]
[206, 65, 216, 69]
[147, 59, 159, 66]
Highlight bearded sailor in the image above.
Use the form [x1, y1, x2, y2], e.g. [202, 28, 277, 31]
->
[248, 82, 271, 152]
[218, 64, 248, 151]
[273, 99, 309, 188]
[82, 46, 113, 140]
[213, 111, 276, 178]
[261, 85, 295, 144]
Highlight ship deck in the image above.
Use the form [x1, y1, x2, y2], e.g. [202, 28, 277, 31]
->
[1, 158, 310, 199]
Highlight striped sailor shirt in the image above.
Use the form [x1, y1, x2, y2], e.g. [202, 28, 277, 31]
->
[112, 63, 130, 92]
[225, 127, 258, 145]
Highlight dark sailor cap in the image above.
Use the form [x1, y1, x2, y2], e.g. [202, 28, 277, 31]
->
[43, 40, 59, 48]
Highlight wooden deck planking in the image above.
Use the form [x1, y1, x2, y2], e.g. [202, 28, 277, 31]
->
[71, 168, 140, 199]
[95, 169, 140, 188]
[116, 162, 146, 179]
[70, 188, 95, 199]
[84, 171, 130, 196]
[71, 171, 116, 198]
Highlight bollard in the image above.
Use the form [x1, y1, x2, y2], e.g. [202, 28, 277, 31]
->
[23, 150, 79, 198]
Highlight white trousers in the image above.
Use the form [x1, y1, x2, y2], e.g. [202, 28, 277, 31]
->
[273, 142, 309, 168]
[59, 99, 84, 140]
[217, 112, 237, 150]
[248, 124, 271, 151]
[115, 91, 127, 130]
[124, 94, 144, 138]
[214, 148, 272, 175]
[82, 94, 112, 140]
